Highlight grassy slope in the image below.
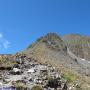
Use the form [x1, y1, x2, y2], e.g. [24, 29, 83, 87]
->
[23, 41, 90, 89]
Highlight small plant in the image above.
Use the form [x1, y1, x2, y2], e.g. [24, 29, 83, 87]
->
[63, 72, 76, 83]
[31, 85, 43, 90]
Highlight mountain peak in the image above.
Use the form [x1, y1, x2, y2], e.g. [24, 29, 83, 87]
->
[27, 32, 67, 55]
[44, 32, 61, 38]
[42, 32, 63, 43]
[45, 32, 60, 37]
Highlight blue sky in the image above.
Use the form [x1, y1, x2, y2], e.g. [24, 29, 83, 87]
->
[0, 0, 90, 54]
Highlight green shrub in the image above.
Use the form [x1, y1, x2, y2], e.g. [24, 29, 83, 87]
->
[47, 76, 59, 89]
[63, 73, 76, 83]
[14, 81, 27, 90]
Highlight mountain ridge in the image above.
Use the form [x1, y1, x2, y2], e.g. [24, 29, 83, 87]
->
[23, 33, 90, 77]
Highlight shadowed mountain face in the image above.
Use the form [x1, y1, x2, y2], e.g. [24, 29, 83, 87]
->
[24, 33, 90, 77]
[63, 34, 90, 61]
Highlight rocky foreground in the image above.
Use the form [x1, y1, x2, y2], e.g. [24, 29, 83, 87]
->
[0, 54, 82, 90]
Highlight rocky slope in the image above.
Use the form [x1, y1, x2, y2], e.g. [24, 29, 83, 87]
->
[0, 54, 72, 90]
[22, 33, 90, 89]
[24, 33, 90, 76]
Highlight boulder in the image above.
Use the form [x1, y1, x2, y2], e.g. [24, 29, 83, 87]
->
[27, 68, 36, 73]
[40, 66, 47, 74]
[10, 68, 22, 75]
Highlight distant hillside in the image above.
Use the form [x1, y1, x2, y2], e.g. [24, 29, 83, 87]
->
[63, 34, 90, 61]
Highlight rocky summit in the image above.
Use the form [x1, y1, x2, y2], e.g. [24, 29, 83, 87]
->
[0, 33, 90, 90]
